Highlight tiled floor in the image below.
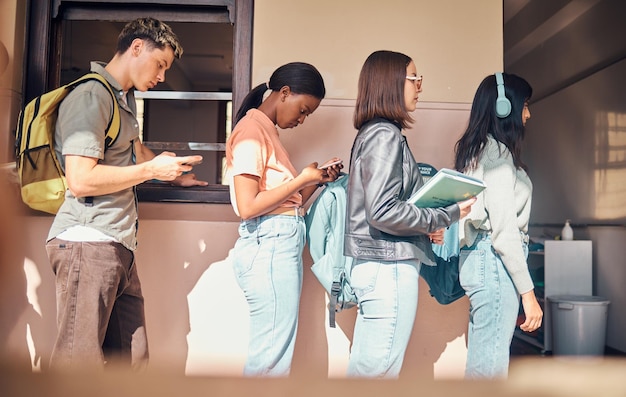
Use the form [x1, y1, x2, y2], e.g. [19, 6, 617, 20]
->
[510, 336, 626, 357]
[510, 336, 546, 356]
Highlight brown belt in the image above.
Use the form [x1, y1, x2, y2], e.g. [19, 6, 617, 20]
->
[266, 207, 304, 217]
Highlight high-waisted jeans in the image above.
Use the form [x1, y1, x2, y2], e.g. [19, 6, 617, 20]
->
[460, 233, 528, 379]
[346, 258, 420, 378]
[232, 214, 305, 377]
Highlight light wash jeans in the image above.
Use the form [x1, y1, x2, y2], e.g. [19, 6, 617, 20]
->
[45, 238, 149, 371]
[346, 258, 420, 378]
[459, 233, 527, 379]
[232, 214, 305, 377]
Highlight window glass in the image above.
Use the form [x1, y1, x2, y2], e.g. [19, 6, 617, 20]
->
[60, 20, 234, 185]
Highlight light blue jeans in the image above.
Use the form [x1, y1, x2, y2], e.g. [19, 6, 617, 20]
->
[459, 233, 527, 379]
[346, 258, 420, 378]
[232, 214, 305, 377]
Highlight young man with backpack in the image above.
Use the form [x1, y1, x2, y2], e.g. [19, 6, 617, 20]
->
[45, 17, 207, 370]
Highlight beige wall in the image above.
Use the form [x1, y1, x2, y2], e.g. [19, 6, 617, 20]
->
[246, 0, 503, 376]
[253, 0, 502, 103]
[0, 0, 26, 163]
[2, 0, 505, 378]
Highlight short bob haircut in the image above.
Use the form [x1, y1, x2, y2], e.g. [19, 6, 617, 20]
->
[353, 50, 414, 130]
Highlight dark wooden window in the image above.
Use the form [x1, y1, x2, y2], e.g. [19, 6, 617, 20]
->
[24, 0, 253, 203]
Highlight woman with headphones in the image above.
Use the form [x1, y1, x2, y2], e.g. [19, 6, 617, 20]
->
[454, 73, 543, 379]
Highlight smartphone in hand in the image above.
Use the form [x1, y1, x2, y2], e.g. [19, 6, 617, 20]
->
[319, 159, 343, 169]
[182, 156, 203, 166]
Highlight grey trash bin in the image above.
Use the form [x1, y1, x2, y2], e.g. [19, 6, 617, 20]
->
[548, 295, 610, 355]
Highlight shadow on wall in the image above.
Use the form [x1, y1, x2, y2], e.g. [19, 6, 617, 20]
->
[291, 246, 357, 378]
[0, 102, 474, 378]
[184, 249, 249, 375]
[7, 208, 469, 378]
[0, 170, 47, 371]
[293, 244, 470, 379]
[135, 220, 246, 375]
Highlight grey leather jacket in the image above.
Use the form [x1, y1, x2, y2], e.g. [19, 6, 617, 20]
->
[344, 118, 460, 266]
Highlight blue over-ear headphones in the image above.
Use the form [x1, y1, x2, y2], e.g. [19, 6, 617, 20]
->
[495, 72, 511, 118]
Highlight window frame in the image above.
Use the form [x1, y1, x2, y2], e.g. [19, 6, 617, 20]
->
[24, 0, 253, 204]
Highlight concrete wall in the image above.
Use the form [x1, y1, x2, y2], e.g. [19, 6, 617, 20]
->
[252, 0, 502, 103]
[507, 0, 626, 352]
[0, 0, 26, 163]
[10, 99, 476, 378]
[2, 0, 508, 378]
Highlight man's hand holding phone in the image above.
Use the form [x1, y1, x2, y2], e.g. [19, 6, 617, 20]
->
[181, 156, 203, 166]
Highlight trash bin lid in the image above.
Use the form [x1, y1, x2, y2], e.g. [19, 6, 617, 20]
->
[548, 295, 610, 305]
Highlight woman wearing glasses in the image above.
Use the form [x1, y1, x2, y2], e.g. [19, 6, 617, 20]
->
[344, 50, 475, 378]
[454, 73, 542, 378]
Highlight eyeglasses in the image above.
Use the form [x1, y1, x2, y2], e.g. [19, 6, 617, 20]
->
[406, 75, 423, 89]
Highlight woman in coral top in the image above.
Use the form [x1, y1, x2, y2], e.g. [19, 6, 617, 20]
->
[225, 62, 342, 376]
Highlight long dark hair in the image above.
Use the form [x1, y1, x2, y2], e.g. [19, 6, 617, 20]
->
[454, 73, 533, 172]
[234, 62, 326, 124]
[353, 50, 414, 130]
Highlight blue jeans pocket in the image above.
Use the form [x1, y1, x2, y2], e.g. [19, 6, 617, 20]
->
[459, 249, 486, 292]
[350, 260, 380, 298]
[233, 236, 260, 278]
[233, 216, 302, 278]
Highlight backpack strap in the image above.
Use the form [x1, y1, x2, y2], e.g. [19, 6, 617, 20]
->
[69, 73, 121, 206]
[306, 173, 356, 328]
[329, 280, 342, 328]
[69, 73, 121, 149]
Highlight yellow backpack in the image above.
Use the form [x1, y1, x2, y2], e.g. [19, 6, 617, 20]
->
[15, 73, 120, 214]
